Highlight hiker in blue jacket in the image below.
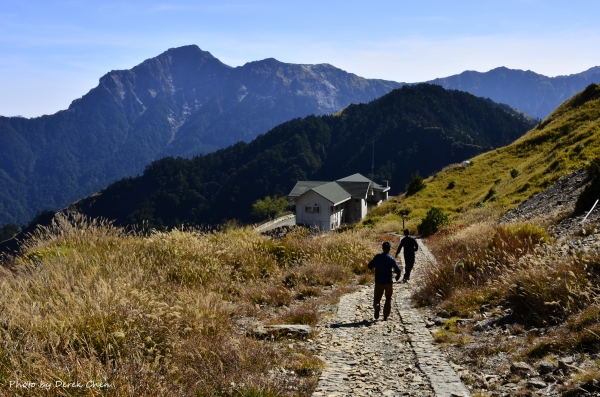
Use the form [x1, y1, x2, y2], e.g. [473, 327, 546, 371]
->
[395, 229, 419, 282]
[368, 241, 402, 321]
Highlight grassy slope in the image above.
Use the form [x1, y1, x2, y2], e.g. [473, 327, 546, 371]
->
[370, 84, 600, 226]
[0, 214, 376, 396]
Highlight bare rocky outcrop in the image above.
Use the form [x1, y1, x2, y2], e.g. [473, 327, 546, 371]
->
[499, 168, 600, 240]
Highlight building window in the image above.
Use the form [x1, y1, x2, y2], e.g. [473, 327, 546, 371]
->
[306, 204, 320, 213]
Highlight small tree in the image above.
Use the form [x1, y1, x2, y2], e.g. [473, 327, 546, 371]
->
[251, 195, 289, 220]
[405, 172, 426, 196]
[0, 223, 19, 241]
[575, 157, 600, 213]
[417, 207, 449, 237]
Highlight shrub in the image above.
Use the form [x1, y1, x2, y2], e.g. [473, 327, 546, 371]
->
[405, 173, 426, 196]
[417, 207, 449, 237]
[251, 195, 289, 220]
[296, 287, 321, 300]
[362, 217, 381, 228]
[447, 180, 457, 189]
[493, 256, 593, 326]
[275, 303, 319, 326]
[488, 223, 550, 264]
[0, 223, 19, 241]
[510, 169, 519, 178]
[484, 188, 496, 201]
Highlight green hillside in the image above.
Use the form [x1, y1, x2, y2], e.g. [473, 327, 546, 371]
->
[375, 83, 600, 223]
[68, 84, 534, 229]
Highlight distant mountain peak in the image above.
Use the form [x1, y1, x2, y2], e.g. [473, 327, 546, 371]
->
[0, 45, 403, 225]
[427, 66, 600, 119]
[578, 66, 600, 77]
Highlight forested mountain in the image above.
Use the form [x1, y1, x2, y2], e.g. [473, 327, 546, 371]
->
[0, 45, 402, 225]
[427, 66, 600, 119]
[70, 84, 536, 229]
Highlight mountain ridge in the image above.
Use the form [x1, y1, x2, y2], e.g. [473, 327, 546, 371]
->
[2, 44, 599, 226]
[66, 84, 535, 230]
[427, 66, 600, 119]
[0, 45, 402, 225]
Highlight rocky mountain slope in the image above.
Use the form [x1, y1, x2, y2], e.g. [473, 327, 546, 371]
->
[0, 45, 401, 225]
[428, 66, 600, 119]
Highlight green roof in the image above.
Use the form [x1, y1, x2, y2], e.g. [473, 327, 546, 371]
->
[288, 181, 328, 198]
[311, 182, 352, 205]
[288, 173, 389, 203]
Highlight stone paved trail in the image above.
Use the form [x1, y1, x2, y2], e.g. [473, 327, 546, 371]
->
[312, 238, 470, 397]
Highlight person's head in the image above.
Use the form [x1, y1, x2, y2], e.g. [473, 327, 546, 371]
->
[382, 241, 391, 252]
[404, 229, 410, 236]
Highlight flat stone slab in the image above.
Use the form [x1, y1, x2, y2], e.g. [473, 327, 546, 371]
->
[251, 324, 313, 338]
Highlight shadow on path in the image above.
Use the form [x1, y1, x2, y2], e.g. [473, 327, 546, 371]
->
[330, 319, 375, 328]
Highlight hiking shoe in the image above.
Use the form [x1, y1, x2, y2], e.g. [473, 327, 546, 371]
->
[383, 316, 388, 321]
[374, 306, 380, 320]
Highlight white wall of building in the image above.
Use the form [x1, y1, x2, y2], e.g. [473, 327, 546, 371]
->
[295, 191, 331, 231]
[329, 203, 345, 230]
[295, 191, 349, 231]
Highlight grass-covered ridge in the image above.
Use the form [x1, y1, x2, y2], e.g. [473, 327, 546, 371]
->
[0, 214, 375, 396]
[371, 83, 600, 225]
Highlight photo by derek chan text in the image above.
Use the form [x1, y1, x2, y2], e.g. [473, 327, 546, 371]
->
[7, 379, 112, 390]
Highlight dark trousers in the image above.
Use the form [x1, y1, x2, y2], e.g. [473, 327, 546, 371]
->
[403, 257, 415, 280]
[374, 283, 393, 318]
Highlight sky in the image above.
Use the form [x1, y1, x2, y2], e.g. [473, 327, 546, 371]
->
[1, 0, 600, 118]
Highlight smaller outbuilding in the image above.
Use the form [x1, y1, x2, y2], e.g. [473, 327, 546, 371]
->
[288, 173, 390, 231]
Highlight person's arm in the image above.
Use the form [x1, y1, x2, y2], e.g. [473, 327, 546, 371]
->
[414, 239, 419, 252]
[368, 255, 377, 270]
[393, 259, 402, 281]
[395, 240, 402, 257]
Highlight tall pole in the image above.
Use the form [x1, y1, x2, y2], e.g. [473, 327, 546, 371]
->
[372, 140, 374, 176]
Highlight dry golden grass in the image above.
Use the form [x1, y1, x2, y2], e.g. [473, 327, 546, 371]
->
[0, 213, 375, 396]
[417, 217, 598, 326]
[414, 210, 600, 392]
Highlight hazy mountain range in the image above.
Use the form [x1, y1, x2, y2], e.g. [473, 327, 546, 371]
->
[427, 66, 600, 119]
[0, 44, 598, 226]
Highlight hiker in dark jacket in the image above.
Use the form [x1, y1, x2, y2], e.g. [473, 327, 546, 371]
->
[395, 229, 419, 282]
[368, 241, 402, 321]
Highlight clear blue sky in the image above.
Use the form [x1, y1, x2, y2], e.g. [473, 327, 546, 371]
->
[1, 0, 599, 117]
